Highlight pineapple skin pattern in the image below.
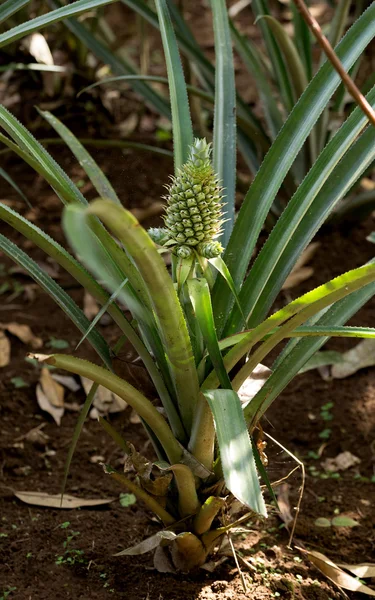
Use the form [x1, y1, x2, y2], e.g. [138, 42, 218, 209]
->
[149, 139, 225, 259]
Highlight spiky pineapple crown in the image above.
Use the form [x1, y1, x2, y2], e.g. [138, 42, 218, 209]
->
[149, 139, 224, 259]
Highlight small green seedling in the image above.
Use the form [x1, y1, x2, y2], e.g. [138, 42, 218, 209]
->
[314, 515, 359, 528]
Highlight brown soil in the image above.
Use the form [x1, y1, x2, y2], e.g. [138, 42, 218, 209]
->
[0, 143, 374, 600]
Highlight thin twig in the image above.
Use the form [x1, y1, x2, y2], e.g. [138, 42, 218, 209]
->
[227, 533, 248, 592]
[292, 0, 375, 128]
[265, 432, 305, 549]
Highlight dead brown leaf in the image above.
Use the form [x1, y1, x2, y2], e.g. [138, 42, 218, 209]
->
[36, 368, 65, 425]
[2, 322, 42, 349]
[51, 373, 80, 392]
[331, 339, 375, 379]
[153, 545, 176, 573]
[83, 292, 100, 320]
[0, 330, 11, 367]
[321, 451, 361, 472]
[277, 483, 293, 527]
[338, 564, 375, 579]
[238, 363, 272, 405]
[81, 376, 127, 415]
[15, 491, 114, 509]
[298, 548, 375, 596]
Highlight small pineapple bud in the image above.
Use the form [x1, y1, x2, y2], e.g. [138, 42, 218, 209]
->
[164, 138, 224, 256]
[148, 227, 170, 246]
[176, 245, 193, 258]
[197, 241, 223, 258]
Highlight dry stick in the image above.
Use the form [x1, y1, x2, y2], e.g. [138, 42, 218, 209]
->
[227, 534, 248, 592]
[265, 432, 305, 549]
[293, 0, 375, 128]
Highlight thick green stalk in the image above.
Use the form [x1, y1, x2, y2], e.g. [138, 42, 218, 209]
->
[33, 354, 183, 465]
[87, 200, 200, 433]
[0, 203, 185, 440]
[188, 392, 215, 470]
[193, 497, 225, 535]
[168, 464, 201, 517]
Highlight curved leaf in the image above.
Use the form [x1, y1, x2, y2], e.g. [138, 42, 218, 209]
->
[211, 0, 236, 243]
[155, 0, 193, 170]
[226, 85, 375, 333]
[0, 0, 31, 24]
[204, 389, 266, 516]
[0, 0, 117, 48]
[0, 234, 112, 368]
[213, 4, 375, 333]
[39, 110, 121, 204]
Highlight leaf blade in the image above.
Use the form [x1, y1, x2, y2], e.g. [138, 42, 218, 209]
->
[204, 389, 266, 516]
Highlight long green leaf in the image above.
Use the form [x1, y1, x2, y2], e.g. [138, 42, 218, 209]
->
[204, 390, 266, 516]
[218, 326, 375, 352]
[86, 201, 200, 432]
[261, 16, 308, 102]
[233, 264, 375, 391]
[0, 0, 117, 48]
[64, 201, 199, 433]
[0, 105, 86, 205]
[252, 0, 294, 111]
[38, 354, 183, 465]
[78, 75, 213, 104]
[225, 84, 375, 334]
[244, 269, 375, 429]
[155, 0, 193, 170]
[213, 4, 375, 333]
[187, 278, 231, 390]
[0, 203, 178, 435]
[291, 2, 312, 81]
[204, 263, 375, 391]
[211, 0, 236, 244]
[39, 110, 121, 204]
[61, 381, 99, 501]
[0, 234, 112, 368]
[0, 0, 31, 24]
[230, 19, 283, 140]
[35, 137, 173, 157]
[62, 203, 185, 439]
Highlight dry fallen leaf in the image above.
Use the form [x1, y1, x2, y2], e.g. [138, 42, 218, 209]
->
[24, 33, 55, 96]
[338, 564, 375, 578]
[238, 363, 272, 405]
[51, 373, 80, 392]
[2, 322, 43, 349]
[36, 368, 65, 425]
[0, 330, 11, 367]
[321, 451, 361, 472]
[83, 291, 100, 320]
[282, 242, 320, 290]
[153, 545, 176, 573]
[15, 491, 114, 509]
[277, 483, 293, 527]
[331, 339, 375, 379]
[81, 376, 127, 416]
[298, 548, 375, 596]
[115, 530, 176, 556]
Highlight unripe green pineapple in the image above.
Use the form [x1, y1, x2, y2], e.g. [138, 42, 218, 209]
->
[162, 139, 224, 259]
